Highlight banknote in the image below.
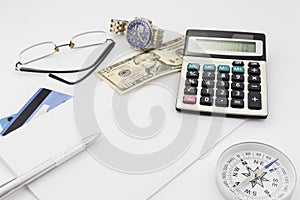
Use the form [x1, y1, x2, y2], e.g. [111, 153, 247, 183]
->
[97, 36, 184, 94]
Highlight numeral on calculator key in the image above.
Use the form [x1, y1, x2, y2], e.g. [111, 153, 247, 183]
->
[201, 88, 214, 96]
[200, 96, 213, 106]
[216, 89, 229, 97]
[232, 74, 244, 82]
[202, 72, 215, 79]
[217, 81, 229, 89]
[231, 82, 244, 90]
[231, 90, 244, 99]
[217, 73, 229, 81]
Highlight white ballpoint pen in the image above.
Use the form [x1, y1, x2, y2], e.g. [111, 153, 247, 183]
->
[0, 133, 100, 200]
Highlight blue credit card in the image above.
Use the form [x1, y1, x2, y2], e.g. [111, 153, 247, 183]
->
[0, 88, 72, 136]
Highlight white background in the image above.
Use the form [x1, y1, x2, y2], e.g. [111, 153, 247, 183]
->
[1, 0, 300, 199]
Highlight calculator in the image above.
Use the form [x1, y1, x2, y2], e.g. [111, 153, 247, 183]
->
[176, 29, 268, 118]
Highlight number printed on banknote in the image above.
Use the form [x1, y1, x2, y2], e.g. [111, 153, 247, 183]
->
[97, 36, 184, 94]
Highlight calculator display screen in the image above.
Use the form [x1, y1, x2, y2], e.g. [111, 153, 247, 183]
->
[186, 36, 263, 57]
[195, 39, 256, 53]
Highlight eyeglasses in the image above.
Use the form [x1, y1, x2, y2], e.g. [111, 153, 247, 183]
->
[15, 31, 115, 85]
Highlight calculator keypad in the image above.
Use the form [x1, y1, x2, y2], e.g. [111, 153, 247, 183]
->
[178, 60, 266, 117]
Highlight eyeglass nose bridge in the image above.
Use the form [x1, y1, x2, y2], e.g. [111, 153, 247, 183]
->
[55, 43, 74, 52]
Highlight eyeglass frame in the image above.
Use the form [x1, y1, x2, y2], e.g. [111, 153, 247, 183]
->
[15, 31, 115, 85]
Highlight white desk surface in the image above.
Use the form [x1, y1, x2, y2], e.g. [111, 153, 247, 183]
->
[1, 0, 300, 199]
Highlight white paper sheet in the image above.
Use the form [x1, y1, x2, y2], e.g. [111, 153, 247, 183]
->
[0, 97, 246, 200]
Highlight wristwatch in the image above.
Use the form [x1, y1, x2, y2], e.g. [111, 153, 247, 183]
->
[110, 17, 164, 50]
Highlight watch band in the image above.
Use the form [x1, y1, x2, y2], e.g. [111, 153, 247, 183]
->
[110, 18, 164, 49]
[109, 19, 128, 34]
[150, 26, 164, 49]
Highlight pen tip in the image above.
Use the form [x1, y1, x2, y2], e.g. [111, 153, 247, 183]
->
[82, 133, 100, 147]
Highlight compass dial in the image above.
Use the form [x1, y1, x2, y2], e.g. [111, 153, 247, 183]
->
[217, 142, 297, 200]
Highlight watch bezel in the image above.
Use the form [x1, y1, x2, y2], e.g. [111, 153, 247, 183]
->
[125, 18, 153, 49]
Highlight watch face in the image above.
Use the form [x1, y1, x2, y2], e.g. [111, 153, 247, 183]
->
[126, 19, 152, 49]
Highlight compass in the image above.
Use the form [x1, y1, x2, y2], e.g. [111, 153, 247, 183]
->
[216, 142, 297, 200]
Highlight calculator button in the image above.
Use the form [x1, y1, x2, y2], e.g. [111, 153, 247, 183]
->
[248, 92, 262, 110]
[203, 64, 216, 72]
[248, 83, 261, 92]
[202, 80, 215, 88]
[231, 90, 244, 99]
[217, 81, 229, 89]
[201, 88, 214, 96]
[217, 73, 229, 81]
[248, 75, 261, 83]
[200, 96, 213, 106]
[215, 98, 228, 107]
[202, 72, 215, 79]
[231, 82, 244, 90]
[231, 99, 244, 108]
[186, 71, 199, 79]
[232, 66, 245, 74]
[187, 63, 200, 71]
[185, 79, 198, 87]
[248, 67, 261, 75]
[216, 89, 229, 98]
[232, 74, 244, 82]
[218, 65, 230, 73]
[184, 86, 197, 95]
[183, 95, 197, 104]
[232, 61, 244, 66]
[248, 62, 260, 68]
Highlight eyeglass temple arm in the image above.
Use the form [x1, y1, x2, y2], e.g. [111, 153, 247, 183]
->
[48, 39, 116, 85]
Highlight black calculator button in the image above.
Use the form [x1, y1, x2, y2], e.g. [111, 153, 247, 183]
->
[184, 86, 197, 95]
[248, 83, 261, 92]
[202, 80, 215, 88]
[248, 75, 261, 83]
[216, 89, 229, 98]
[201, 88, 214, 96]
[248, 67, 261, 75]
[217, 73, 229, 81]
[215, 98, 229, 107]
[185, 79, 198, 87]
[248, 92, 262, 110]
[202, 72, 215, 80]
[200, 96, 213, 106]
[232, 61, 244, 66]
[231, 82, 244, 90]
[231, 90, 244, 99]
[217, 81, 229, 89]
[248, 62, 260, 68]
[231, 99, 244, 108]
[186, 71, 199, 79]
[232, 74, 244, 82]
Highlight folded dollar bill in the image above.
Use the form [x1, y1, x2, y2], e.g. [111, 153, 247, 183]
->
[97, 36, 184, 94]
